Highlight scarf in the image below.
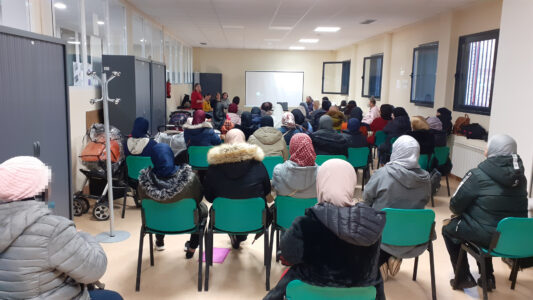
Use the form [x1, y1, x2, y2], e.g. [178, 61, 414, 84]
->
[289, 133, 316, 167]
[388, 135, 420, 170]
[225, 129, 246, 144]
[151, 143, 179, 178]
[282, 112, 296, 129]
[192, 110, 206, 125]
[487, 134, 517, 158]
[316, 159, 357, 207]
[131, 117, 149, 138]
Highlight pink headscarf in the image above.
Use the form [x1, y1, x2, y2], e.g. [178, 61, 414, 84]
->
[316, 159, 357, 207]
[282, 112, 296, 129]
[225, 128, 246, 144]
[0, 156, 52, 202]
[289, 133, 316, 167]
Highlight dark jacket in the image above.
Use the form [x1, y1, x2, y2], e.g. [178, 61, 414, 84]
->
[406, 130, 435, 155]
[124, 138, 157, 157]
[310, 109, 327, 131]
[444, 155, 528, 248]
[342, 131, 368, 149]
[311, 130, 348, 156]
[204, 143, 271, 203]
[183, 122, 222, 147]
[212, 102, 226, 130]
[430, 129, 447, 147]
[383, 115, 411, 140]
[280, 127, 303, 145]
[251, 107, 262, 128]
[264, 202, 386, 300]
[237, 112, 258, 140]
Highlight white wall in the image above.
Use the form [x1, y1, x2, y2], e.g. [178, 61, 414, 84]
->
[489, 0, 533, 194]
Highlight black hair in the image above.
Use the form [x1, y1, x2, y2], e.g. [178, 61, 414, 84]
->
[322, 96, 329, 102]
[232, 96, 240, 105]
[261, 102, 273, 112]
[340, 100, 347, 106]
[322, 100, 331, 111]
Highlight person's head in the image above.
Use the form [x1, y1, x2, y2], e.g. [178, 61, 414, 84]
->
[369, 97, 376, 108]
[194, 83, 201, 92]
[228, 103, 239, 114]
[306, 96, 313, 104]
[380, 104, 393, 120]
[261, 102, 273, 113]
[340, 100, 347, 107]
[485, 134, 517, 158]
[389, 135, 420, 169]
[322, 100, 331, 111]
[347, 118, 361, 133]
[349, 106, 363, 121]
[192, 110, 206, 125]
[317, 159, 357, 207]
[426, 116, 442, 131]
[348, 100, 357, 107]
[298, 103, 309, 118]
[260, 115, 274, 127]
[0, 156, 52, 202]
[215, 92, 221, 101]
[289, 133, 316, 167]
[204, 93, 211, 101]
[222, 92, 228, 100]
[313, 100, 320, 110]
[131, 117, 149, 138]
[436, 107, 451, 118]
[318, 115, 333, 130]
[151, 143, 179, 178]
[232, 96, 240, 105]
[328, 105, 339, 113]
[411, 116, 430, 131]
[225, 128, 246, 144]
[251, 106, 261, 115]
[322, 96, 329, 102]
[282, 112, 296, 129]
[392, 107, 408, 119]
[291, 109, 305, 126]
[241, 111, 252, 127]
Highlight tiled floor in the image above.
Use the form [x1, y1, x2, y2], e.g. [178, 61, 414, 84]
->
[75, 174, 533, 299]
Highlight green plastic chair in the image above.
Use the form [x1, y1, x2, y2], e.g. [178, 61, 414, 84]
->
[286, 280, 376, 300]
[188, 146, 212, 170]
[390, 136, 398, 145]
[315, 155, 347, 166]
[418, 154, 430, 171]
[382, 208, 436, 300]
[433, 146, 451, 196]
[348, 147, 371, 191]
[136, 199, 205, 292]
[455, 217, 533, 300]
[205, 197, 271, 291]
[374, 131, 386, 147]
[263, 156, 284, 180]
[125, 156, 154, 218]
[270, 196, 317, 262]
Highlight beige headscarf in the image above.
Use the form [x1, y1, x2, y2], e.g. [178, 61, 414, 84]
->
[225, 128, 246, 144]
[316, 159, 357, 207]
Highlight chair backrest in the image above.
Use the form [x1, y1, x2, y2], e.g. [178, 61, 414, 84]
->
[374, 131, 386, 147]
[142, 198, 197, 233]
[275, 196, 317, 229]
[348, 147, 370, 168]
[287, 145, 291, 158]
[212, 197, 265, 233]
[263, 156, 284, 179]
[126, 156, 153, 180]
[315, 155, 347, 166]
[286, 280, 376, 300]
[433, 146, 450, 166]
[381, 208, 435, 246]
[492, 217, 533, 257]
[418, 154, 430, 171]
[390, 137, 398, 145]
[188, 146, 212, 168]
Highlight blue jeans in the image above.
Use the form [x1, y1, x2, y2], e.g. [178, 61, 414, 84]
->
[88, 290, 123, 300]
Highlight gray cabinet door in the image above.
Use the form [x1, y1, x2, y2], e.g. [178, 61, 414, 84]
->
[150, 62, 166, 135]
[135, 59, 151, 127]
[0, 30, 72, 218]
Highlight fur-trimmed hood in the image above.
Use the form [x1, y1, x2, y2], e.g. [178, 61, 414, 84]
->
[207, 143, 264, 165]
[138, 164, 195, 201]
[183, 121, 213, 130]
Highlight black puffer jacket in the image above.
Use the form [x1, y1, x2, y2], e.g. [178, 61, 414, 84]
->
[310, 116, 348, 156]
[444, 155, 528, 247]
[264, 202, 386, 300]
[430, 129, 447, 147]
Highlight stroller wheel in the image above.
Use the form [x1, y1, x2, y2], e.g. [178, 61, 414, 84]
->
[93, 203, 110, 221]
[79, 197, 90, 213]
[73, 199, 84, 216]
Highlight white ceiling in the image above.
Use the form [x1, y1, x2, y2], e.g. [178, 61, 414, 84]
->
[128, 0, 479, 51]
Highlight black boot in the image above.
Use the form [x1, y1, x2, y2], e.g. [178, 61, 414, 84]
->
[450, 274, 477, 290]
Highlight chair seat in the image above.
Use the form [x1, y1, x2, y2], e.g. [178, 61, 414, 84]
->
[479, 247, 529, 259]
[212, 227, 264, 234]
[145, 226, 199, 235]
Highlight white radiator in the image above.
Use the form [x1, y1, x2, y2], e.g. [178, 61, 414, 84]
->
[451, 136, 487, 178]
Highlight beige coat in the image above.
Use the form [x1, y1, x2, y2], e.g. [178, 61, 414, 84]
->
[248, 127, 288, 160]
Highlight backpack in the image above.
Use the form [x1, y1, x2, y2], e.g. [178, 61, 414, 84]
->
[453, 114, 470, 135]
[461, 123, 488, 140]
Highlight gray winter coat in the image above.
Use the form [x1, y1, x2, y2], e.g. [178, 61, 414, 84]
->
[363, 164, 431, 258]
[0, 200, 107, 300]
[272, 160, 318, 199]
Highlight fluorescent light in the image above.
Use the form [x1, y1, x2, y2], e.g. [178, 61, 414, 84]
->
[67, 41, 80, 45]
[97, 21, 105, 25]
[289, 46, 305, 50]
[269, 26, 292, 31]
[314, 26, 340, 32]
[54, 2, 67, 9]
[223, 25, 244, 29]
[299, 38, 319, 43]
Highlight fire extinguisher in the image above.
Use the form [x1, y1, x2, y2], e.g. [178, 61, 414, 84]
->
[166, 80, 171, 98]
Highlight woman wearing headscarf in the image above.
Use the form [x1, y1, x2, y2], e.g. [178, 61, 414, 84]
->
[326, 106, 345, 131]
[378, 107, 411, 164]
[212, 101, 227, 130]
[124, 117, 157, 157]
[367, 104, 393, 145]
[279, 112, 303, 145]
[310, 100, 331, 131]
[0, 157, 121, 300]
[204, 129, 271, 249]
[339, 100, 347, 112]
[138, 143, 207, 256]
[343, 100, 357, 117]
[298, 102, 310, 120]
[310, 115, 348, 156]
[236, 111, 257, 140]
[272, 103, 285, 128]
[183, 110, 222, 147]
[406, 116, 435, 156]
[443, 134, 527, 291]
[291, 109, 312, 133]
[228, 103, 241, 125]
[426, 116, 447, 147]
[342, 118, 368, 148]
[272, 134, 318, 199]
[363, 135, 431, 280]
[248, 116, 289, 160]
[264, 159, 387, 300]
[437, 107, 453, 135]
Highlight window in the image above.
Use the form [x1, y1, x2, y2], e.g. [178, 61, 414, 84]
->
[53, 0, 83, 86]
[410, 43, 438, 107]
[108, 0, 126, 55]
[152, 27, 163, 62]
[453, 29, 499, 115]
[322, 61, 350, 94]
[84, 0, 106, 85]
[0, 0, 31, 31]
[362, 54, 383, 98]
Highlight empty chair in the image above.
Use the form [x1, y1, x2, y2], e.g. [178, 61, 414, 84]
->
[286, 280, 376, 300]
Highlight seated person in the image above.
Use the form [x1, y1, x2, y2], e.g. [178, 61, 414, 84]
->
[265, 159, 386, 300]
[138, 143, 207, 256]
[202, 93, 212, 112]
[124, 117, 157, 157]
[232, 96, 242, 115]
[326, 106, 345, 131]
[236, 111, 257, 141]
[261, 102, 273, 117]
[248, 116, 289, 160]
[406, 116, 435, 156]
[361, 97, 380, 126]
[311, 100, 331, 131]
[443, 134, 528, 290]
[310, 115, 348, 157]
[204, 129, 272, 249]
[339, 100, 347, 112]
[378, 107, 411, 164]
[342, 118, 368, 148]
[251, 107, 262, 127]
[279, 112, 303, 145]
[212, 101, 227, 130]
[363, 135, 431, 280]
[272, 133, 318, 199]
[228, 103, 241, 125]
[183, 110, 222, 147]
[437, 107, 453, 135]
[291, 109, 312, 134]
[367, 104, 393, 145]
[426, 116, 447, 147]
[0, 157, 121, 300]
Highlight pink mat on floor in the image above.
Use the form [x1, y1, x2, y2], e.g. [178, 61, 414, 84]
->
[202, 247, 231, 263]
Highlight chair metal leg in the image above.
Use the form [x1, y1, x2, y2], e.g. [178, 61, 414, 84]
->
[446, 175, 450, 196]
[431, 194, 435, 207]
[122, 194, 127, 219]
[453, 247, 466, 290]
[135, 229, 145, 291]
[264, 227, 271, 291]
[198, 228, 204, 292]
[480, 255, 488, 300]
[361, 168, 366, 191]
[204, 227, 212, 291]
[412, 256, 419, 281]
[428, 242, 437, 300]
[149, 233, 154, 266]
[276, 229, 280, 262]
[510, 259, 520, 290]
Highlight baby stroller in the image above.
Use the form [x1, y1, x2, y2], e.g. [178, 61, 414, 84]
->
[73, 123, 128, 221]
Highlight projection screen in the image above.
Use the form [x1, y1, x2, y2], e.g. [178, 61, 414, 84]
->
[245, 71, 304, 107]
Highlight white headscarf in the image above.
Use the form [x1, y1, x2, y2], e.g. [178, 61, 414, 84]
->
[388, 135, 420, 169]
[272, 104, 284, 128]
[316, 159, 357, 207]
[487, 134, 517, 158]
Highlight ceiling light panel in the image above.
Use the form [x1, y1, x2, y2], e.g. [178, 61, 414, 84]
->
[54, 2, 66, 9]
[299, 38, 319, 43]
[314, 26, 341, 32]
[289, 46, 305, 50]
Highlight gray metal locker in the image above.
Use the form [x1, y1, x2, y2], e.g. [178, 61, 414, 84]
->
[0, 26, 73, 219]
[150, 61, 166, 134]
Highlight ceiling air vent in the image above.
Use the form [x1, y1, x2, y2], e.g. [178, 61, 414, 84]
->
[360, 19, 376, 25]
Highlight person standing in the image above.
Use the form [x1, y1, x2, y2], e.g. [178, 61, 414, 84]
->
[191, 83, 203, 110]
